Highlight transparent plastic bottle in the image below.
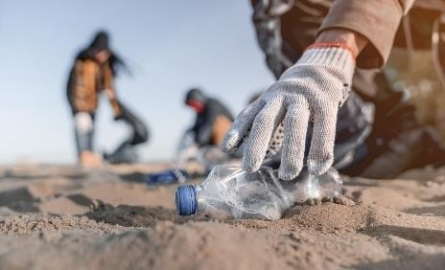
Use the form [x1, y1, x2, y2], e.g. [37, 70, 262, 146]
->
[176, 165, 342, 220]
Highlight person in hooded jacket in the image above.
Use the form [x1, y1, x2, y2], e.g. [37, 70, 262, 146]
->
[67, 31, 148, 167]
[185, 88, 234, 148]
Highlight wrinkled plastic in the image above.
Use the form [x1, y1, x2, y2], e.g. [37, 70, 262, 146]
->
[177, 165, 343, 220]
[283, 169, 343, 203]
[196, 166, 291, 220]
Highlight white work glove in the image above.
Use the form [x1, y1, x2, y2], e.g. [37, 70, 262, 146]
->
[223, 46, 356, 180]
[74, 112, 93, 134]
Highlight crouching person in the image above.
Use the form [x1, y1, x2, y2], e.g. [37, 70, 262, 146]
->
[178, 88, 235, 173]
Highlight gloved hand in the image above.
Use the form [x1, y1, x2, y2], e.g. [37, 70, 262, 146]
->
[114, 114, 124, 121]
[74, 112, 93, 134]
[223, 45, 356, 180]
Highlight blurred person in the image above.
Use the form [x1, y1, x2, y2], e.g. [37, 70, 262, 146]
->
[67, 31, 148, 167]
[172, 88, 236, 173]
[185, 88, 234, 148]
[223, 0, 445, 180]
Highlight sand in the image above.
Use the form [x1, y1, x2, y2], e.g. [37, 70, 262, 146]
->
[0, 163, 443, 270]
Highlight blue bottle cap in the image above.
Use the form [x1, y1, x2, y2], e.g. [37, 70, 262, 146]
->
[175, 185, 197, 216]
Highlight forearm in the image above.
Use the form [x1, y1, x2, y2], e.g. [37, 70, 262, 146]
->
[318, 0, 415, 68]
[109, 98, 122, 118]
[316, 29, 368, 58]
[103, 88, 122, 117]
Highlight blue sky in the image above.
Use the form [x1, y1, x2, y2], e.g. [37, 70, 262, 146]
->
[0, 1, 274, 164]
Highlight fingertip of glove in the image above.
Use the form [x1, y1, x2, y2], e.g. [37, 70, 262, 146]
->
[278, 159, 303, 181]
[241, 158, 261, 174]
[278, 170, 297, 181]
[221, 143, 232, 153]
[307, 159, 332, 176]
[222, 133, 238, 152]
[278, 165, 301, 181]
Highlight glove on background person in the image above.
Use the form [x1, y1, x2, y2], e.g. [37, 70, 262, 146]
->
[223, 44, 356, 180]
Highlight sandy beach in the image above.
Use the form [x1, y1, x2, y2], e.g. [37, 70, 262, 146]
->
[0, 163, 443, 270]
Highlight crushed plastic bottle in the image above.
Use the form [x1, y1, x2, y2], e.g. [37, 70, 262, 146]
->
[176, 165, 343, 220]
[284, 169, 343, 203]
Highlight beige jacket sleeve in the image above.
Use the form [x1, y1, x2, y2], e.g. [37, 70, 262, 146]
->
[319, 0, 416, 69]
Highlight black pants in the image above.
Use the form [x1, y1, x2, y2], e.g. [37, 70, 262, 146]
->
[105, 101, 149, 164]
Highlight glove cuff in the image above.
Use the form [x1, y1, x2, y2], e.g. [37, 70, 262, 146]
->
[307, 43, 358, 59]
[298, 46, 356, 74]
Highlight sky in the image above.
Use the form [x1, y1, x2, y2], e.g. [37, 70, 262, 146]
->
[0, 0, 275, 164]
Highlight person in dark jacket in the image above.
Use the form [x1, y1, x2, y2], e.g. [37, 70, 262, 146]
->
[67, 31, 148, 167]
[185, 88, 234, 148]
